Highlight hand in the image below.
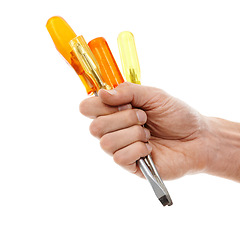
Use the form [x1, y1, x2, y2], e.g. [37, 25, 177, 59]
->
[80, 82, 210, 180]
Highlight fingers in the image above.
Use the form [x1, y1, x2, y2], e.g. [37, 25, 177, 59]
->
[79, 97, 132, 119]
[91, 110, 151, 175]
[113, 142, 152, 174]
[80, 96, 132, 119]
[98, 82, 165, 108]
[98, 82, 143, 107]
[89, 109, 147, 138]
[100, 125, 151, 154]
[79, 83, 158, 176]
[80, 83, 169, 120]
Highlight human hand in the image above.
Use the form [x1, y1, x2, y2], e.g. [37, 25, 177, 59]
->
[80, 82, 210, 180]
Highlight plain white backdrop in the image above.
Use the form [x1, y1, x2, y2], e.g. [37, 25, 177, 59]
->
[0, 0, 240, 239]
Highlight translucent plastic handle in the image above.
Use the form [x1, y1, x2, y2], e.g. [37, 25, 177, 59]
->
[69, 36, 107, 91]
[89, 37, 124, 89]
[117, 31, 141, 84]
[46, 16, 98, 95]
[47, 17, 129, 95]
[46, 16, 76, 65]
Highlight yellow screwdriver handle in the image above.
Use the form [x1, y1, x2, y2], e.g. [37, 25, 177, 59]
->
[117, 31, 141, 85]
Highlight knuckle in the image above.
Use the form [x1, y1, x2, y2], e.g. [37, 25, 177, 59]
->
[100, 135, 113, 153]
[79, 100, 88, 115]
[89, 118, 103, 138]
[119, 81, 132, 88]
[113, 151, 124, 165]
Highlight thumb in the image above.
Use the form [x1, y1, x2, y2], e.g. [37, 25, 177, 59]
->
[98, 82, 167, 109]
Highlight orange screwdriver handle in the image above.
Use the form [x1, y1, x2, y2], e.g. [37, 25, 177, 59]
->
[46, 16, 98, 95]
[88, 37, 124, 89]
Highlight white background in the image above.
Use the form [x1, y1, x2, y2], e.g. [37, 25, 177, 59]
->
[0, 0, 240, 239]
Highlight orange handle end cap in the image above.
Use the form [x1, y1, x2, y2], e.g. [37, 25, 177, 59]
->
[88, 37, 124, 89]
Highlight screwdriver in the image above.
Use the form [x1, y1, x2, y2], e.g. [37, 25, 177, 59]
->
[46, 16, 125, 95]
[46, 16, 107, 95]
[118, 31, 173, 206]
[46, 16, 172, 206]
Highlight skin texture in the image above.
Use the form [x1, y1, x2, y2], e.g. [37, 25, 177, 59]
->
[80, 82, 240, 182]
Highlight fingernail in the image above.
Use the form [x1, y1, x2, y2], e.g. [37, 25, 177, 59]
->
[136, 110, 146, 123]
[118, 104, 132, 111]
[144, 128, 150, 139]
[145, 143, 152, 152]
[102, 89, 117, 95]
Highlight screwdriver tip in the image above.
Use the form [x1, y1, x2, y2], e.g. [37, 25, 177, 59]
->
[159, 195, 173, 206]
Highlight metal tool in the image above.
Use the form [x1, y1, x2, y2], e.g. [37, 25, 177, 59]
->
[118, 31, 173, 206]
[46, 16, 172, 206]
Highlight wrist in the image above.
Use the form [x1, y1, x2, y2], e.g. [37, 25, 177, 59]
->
[204, 116, 240, 182]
